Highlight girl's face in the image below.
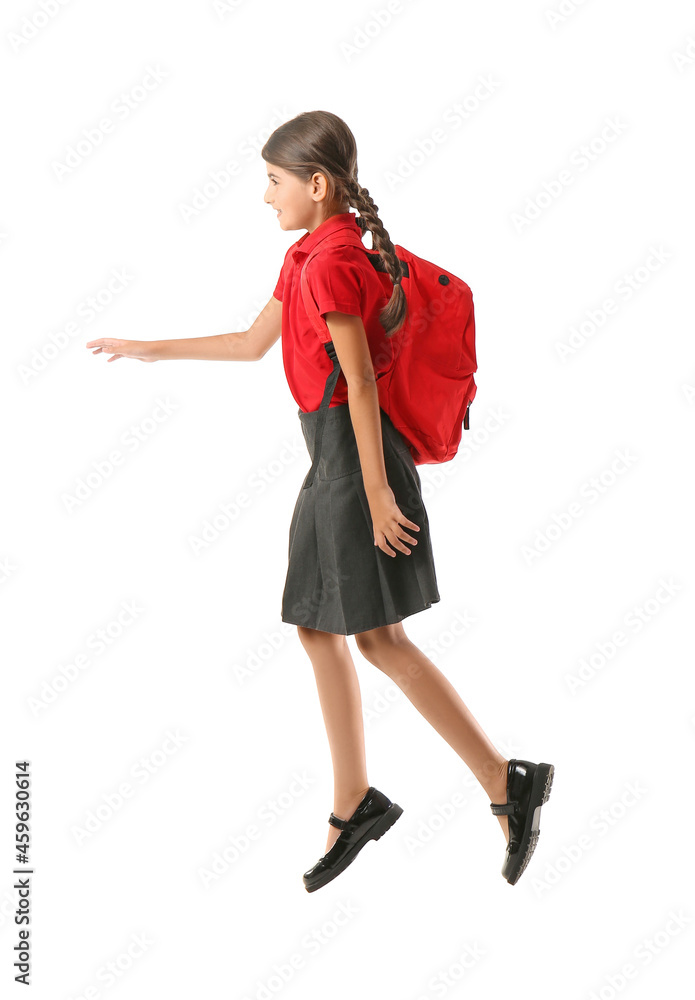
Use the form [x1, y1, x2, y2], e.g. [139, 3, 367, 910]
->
[263, 162, 337, 234]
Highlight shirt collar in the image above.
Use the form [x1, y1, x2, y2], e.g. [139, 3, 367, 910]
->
[291, 212, 364, 262]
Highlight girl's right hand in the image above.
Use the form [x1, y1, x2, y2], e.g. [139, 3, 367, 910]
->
[85, 338, 159, 363]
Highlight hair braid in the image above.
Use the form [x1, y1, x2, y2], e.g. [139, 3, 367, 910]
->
[346, 179, 408, 337]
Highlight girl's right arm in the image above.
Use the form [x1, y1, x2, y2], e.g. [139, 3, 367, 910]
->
[86, 295, 282, 363]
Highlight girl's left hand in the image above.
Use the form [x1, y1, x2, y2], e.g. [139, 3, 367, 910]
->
[367, 485, 420, 557]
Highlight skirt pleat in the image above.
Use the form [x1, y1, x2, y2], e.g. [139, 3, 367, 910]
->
[281, 402, 441, 635]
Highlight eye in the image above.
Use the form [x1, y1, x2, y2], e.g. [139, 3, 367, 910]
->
[269, 178, 277, 185]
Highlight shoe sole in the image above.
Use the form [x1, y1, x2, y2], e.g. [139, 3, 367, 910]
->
[503, 763, 554, 886]
[304, 803, 404, 893]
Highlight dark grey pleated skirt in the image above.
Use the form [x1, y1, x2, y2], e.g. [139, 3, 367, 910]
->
[281, 402, 441, 635]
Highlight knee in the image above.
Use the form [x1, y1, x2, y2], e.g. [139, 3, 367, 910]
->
[354, 634, 383, 669]
[354, 623, 408, 669]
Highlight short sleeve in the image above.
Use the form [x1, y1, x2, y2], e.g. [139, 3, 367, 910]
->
[305, 247, 364, 340]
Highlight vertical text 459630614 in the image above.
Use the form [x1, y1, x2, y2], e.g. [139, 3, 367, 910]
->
[13, 760, 32, 986]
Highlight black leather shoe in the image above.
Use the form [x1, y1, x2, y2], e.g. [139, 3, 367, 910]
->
[490, 759, 555, 885]
[303, 787, 403, 893]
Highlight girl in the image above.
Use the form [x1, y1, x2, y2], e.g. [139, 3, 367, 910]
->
[87, 110, 554, 892]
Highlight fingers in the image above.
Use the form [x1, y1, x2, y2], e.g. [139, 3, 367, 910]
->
[376, 519, 420, 557]
[375, 534, 398, 557]
[392, 512, 419, 553]
[381, 539, 411, 557]
[86, 340, 124, 356]
[87, 345, 123, 361]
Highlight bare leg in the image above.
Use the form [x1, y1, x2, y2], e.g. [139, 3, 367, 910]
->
[296, 626, 371, 854]
[355, 622, 511, 843]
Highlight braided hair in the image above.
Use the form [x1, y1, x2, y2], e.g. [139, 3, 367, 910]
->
[261, 110, 407, 338]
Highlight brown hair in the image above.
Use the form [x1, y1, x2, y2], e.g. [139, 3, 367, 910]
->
[261, 110, 407, 337]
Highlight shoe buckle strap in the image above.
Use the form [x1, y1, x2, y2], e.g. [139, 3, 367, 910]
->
[328, 812, 353, 831]
[490, 801, 518, 816]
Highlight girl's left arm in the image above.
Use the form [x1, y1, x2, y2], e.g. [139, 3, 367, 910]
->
[324, 312, 420, 557]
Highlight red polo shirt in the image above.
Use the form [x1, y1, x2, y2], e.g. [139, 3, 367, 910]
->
[273, 211, 395, 413]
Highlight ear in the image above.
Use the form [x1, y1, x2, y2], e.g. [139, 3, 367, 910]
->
[310, 170, 329, 202]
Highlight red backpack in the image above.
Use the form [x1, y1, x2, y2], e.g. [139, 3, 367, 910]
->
[300, 235, 477, 477]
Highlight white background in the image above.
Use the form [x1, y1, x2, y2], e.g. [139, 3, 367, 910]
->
[2, 1, 695, 997]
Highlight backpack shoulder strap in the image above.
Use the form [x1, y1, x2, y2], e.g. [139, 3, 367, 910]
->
[301, 337, 342, 490]
[299, 238, 369, 338]
[298, 238, 370, 489]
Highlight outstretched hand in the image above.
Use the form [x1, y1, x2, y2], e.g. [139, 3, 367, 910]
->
[85, 338, 158, 363]
[367, 485, 420, 557]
